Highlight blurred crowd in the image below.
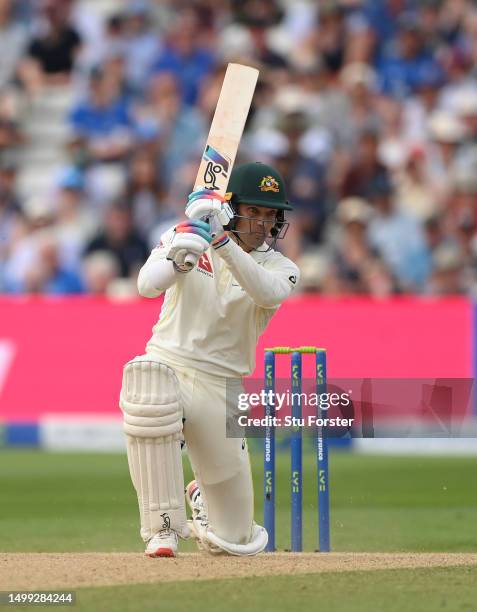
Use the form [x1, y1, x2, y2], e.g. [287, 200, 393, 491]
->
[2, 0, 477, 297]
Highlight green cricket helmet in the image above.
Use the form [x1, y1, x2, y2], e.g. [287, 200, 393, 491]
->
[224, 162, 292, 244]
[226, 162, 293, 211]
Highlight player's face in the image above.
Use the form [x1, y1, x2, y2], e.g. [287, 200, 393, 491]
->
[234, 204, 278, 250]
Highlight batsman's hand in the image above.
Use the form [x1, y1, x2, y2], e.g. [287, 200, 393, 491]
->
[166, 220, 212, 270]
[185, 188, 234, 234]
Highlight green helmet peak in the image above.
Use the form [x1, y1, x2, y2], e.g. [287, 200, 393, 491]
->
[226, 162, 293, 211]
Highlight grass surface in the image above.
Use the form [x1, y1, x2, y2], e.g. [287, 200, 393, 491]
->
[72, 566, 477, 612]
[2, 449, 476, 612]
[1, 449, 476, 553]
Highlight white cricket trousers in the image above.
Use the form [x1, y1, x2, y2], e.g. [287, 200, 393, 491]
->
[158, 355, 254, 544]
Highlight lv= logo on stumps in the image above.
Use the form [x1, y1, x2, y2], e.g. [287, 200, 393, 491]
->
[263, 346, 331, 553]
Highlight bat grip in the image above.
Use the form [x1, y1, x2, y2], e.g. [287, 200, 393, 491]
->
[209, 216, 223, 238]
[182, 215, 222, 270]
[183, 253, 198, 270]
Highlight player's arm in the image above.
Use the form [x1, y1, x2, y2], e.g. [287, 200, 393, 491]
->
[137, 246, 178, 298]
[137, 221, 212, 298]
[213, 237, 300, 308]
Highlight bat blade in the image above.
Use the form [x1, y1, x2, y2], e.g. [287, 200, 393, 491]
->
[194, 63, 259, 195]
[182, 63, 259, 269]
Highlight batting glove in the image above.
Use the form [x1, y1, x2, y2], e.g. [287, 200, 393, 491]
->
[185, 188, 234, 234]
[166, 219, 213, 269]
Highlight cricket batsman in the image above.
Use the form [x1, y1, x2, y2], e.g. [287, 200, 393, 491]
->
[119, 162, 300, 557]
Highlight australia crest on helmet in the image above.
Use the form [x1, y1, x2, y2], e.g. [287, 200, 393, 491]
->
[259, 175, 280, 193]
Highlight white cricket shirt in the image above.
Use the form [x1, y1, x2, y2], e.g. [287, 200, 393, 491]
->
[138, 233, 300, 377]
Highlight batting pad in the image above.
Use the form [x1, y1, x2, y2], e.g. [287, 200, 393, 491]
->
[120, 357, 190, 541]
[204, 523, 268, 556]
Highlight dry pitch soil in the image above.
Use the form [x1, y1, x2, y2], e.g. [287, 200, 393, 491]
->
[2, 553, 477, 590]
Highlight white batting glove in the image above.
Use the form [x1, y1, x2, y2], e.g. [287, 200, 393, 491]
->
[166, 220, 213, 269]
[185, 188, 234, 235]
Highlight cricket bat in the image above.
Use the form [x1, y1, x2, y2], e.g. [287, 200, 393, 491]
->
[183, 63, 259, 269]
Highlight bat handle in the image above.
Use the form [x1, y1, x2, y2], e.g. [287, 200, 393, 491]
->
[209, 216, 223, 238]
[182, 215, 221, 271]
[183, 253, 198, 271]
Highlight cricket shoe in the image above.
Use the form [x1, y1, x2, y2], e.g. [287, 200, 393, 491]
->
[145, 529, 178, 558]
[186, 480, 207, 525]
[185, 480, 221, 554]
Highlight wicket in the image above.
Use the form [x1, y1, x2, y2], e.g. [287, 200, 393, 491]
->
[263, 346, 330, 553]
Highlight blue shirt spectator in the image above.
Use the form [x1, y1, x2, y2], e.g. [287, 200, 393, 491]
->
[363, 0, 414, 61]
[367, 176, 431, 289]
[68, 67, 134, 163]
[150, 7, 216, 106]
[369, 211, 431, 289]
[376, 13, 442, 98]
[122, 1, 161, 94]
[378, 54, 443, 99]
[43, 267, 84, 294]
[69, 95, 131, 138]
[151, 46, 215, 106]
[4, 231, 84, 295]
[133, 72, 206, 185]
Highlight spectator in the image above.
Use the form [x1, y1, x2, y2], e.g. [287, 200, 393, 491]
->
[402, 64, 445, 145]
[395, 147, 439, 221]
[360, 256, 398, 299]
[233, 0, 283, 28]
[2, 195, 55, 292]
[453, 90, 477, 156]
[20, 0, 82, 94]
[362, 0, 406, 62]
[22, 230, 84, 295]
[242, 17, 288, 70]
[100, 52, 134, 102]
[0, 87, 24, 156]
[103, 12, 126, 51]
[5, 222, 85, 295]
[272, 111, 329, 260]
[122, 1, 161, 94]
[4, 0, 477, 298]
[377, 13, 442, 99]
[0, 157, 20, 210]
[315, 2, 347, 74]
[367, 174, 431, 290]
[134, 71, 206, 185]
[439, 48, 477, 114]
[447, 155, 477, 238]
[295, 251, 329, 293]
[327, 197, 380, 294]
[69, 66, 133, 162]
[84, 201, 149, 279]
[0, 159, 21, 287]
[424, 214, 450, 254]
[425, 110, 467, 206]
[82, 250, 120, 295]
[427, 244, 466, 295]
[150, 9, 215, 106]
[373, 94, 408, 171]
[338, 62, 380, 149]
[126, 150, 170, 241]
[0, 0, 28, 89]
[0, 117, 22, 155]
[54, 166, 98, 269]
[341, 129, 390, 199]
